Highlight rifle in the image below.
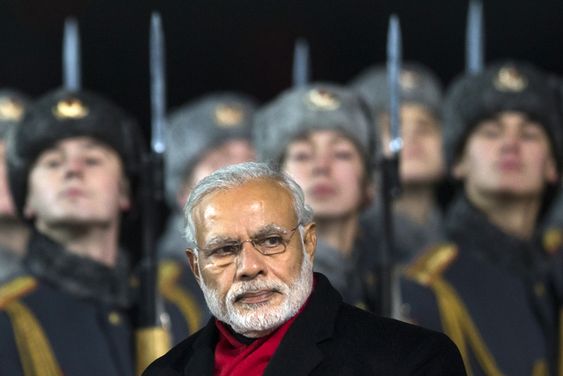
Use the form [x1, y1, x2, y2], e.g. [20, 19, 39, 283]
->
[377, 14, 403, 319]
[135, 12, 171, 375]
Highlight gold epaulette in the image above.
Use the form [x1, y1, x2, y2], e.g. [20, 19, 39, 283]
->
[0, 276, 38, 309]
[542, 228, 563, 255]
[403, 244, 458, 287]
[159, 261, 203, 335]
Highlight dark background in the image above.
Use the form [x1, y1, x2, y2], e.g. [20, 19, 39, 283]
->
[1, 0, 563, 136]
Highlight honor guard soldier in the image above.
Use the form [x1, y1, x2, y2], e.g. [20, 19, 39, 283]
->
[0, 89, 144, 376]
[159, 93, 256, 344]
[401, 61, 563, 375]
[350, 63, 447, 264]
[0, 89, 31, 283]
[253, 83, 377, 309]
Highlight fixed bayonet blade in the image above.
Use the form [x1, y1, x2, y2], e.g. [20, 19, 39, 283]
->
[150, 12, 167, 155]
[466, 0, 484, 75]
[63, 17, 81, 91]
[386, 15, 402, 155]
[292, 38, 310, 87]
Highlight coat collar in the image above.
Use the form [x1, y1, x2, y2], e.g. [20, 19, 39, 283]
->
[183, 273, 341, 376]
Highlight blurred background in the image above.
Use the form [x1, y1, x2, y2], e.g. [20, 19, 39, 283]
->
[1, 0, 563, 136]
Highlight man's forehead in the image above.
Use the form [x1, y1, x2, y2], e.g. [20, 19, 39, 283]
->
[193, 179, 295, 228]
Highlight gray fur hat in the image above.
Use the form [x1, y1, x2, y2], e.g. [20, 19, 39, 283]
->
[253, 82, 373, 167]
[443, 60, 563, 171]
[6, 88, 144, 219]
[0, 89, 31, 139]
[165, 92, 257, 207]
[350, 63, 444, 119]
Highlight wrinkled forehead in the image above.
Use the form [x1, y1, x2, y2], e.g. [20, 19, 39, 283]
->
[193, 178, 297, 239]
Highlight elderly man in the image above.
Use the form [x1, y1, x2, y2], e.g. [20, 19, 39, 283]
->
[143, 162, 465, 375]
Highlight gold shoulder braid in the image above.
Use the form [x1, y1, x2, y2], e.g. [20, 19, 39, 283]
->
[159, 261, 203, 334]
[404, 244, 458, 286]
[0, 277, 63, 376]
[404, 245, 515, 376]
[0, 276, 37, 308]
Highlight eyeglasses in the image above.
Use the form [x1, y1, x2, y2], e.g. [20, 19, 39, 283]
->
[195, 224, 301, 267]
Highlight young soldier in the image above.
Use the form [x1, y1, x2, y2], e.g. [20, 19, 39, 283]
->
[402, 61, 563, 375]
[253, 83, 377, 309]
[0, 89, 143, 375]
[350, 63, 446, 264]
[159, 93, 256, 344]
[0, 89, 30, 283]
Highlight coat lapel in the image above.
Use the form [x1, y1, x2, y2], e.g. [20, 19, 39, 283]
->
[183, 319, 217, 376]
[264, 274, 342, 376]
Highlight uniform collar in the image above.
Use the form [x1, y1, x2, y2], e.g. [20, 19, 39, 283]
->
[446, 194, 544, 276]
[24, 229, 132, 307]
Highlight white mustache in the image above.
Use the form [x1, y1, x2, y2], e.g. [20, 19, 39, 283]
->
[227, 279, 287, 304]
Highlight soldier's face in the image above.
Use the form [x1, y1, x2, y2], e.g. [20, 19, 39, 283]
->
[177, 139, 255, 208]
[453, 111, 558, 198]
[24, 137, 130, 229]
[0, 141, 17, 218]
[282, 130, 368, 220]
[378, 104, 444, 185]
[187, 179, 316, 338]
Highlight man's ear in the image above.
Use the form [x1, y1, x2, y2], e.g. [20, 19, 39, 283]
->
[302, 223, 317, 262]
[186, 248, 201, 283]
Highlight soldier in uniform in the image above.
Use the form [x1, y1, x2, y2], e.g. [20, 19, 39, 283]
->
[0, 88, 143, 375]
[401, 61, 563, 375]
[0, 90, 30, 283]
[159, 93, 256, 344]
[253, 83, 377, 309]
[350, 63, 446, 264]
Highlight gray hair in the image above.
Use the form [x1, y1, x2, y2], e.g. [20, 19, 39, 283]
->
[183, 161, 314, 247]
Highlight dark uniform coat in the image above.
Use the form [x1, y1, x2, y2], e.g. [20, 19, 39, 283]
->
[402, 195, 562, 376]
[143, 273, 466, 376]
[157, 213, 210, 345]
[0, 231, 135, 376]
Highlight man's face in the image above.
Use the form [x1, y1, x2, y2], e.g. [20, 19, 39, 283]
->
[282, 130, 368, 219]
[187, 178, 316, 337]
[24, 137, 130, 229]
[0, 141, 17, 218]
[379, 104, 444, 185]
[177, 139, 255, 208]
[453, 111, 558, 198]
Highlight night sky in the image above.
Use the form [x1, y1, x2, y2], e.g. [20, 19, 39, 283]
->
[2, 0, 563, 137]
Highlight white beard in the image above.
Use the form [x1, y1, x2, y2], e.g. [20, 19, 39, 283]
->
[198, 250, 314, 337]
